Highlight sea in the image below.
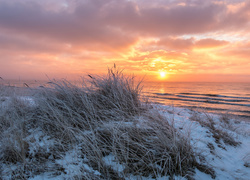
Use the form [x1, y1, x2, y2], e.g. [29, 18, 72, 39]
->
[1, 79, 250, 120]
[143, 82, 250, 120]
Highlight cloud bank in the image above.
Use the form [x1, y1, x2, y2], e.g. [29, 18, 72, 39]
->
[0, 0, 249, 81]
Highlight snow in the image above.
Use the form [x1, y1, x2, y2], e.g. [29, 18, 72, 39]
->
[102, 154, 125, 173]
[155, 105, 250, 180]
[24, 129, 57, 163]
[0, 96, 36, 109]
[1, 97, 250, 179]
[19, 96, 36, 107]
[55, 148, 100, 177]
[101, 104, 250, 180]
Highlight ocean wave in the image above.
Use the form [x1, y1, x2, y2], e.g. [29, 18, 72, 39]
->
[184, 106, 250, 119]
[179, 93, 250, 99]
[176, 95, 249, 102]
[177, 105, 250, 114]
[150, 95, 250, 107]
[145, 82, 250, 120]
[154, 93, 250, 101]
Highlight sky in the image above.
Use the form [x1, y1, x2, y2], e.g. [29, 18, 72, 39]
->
[0, 0, 250, 82]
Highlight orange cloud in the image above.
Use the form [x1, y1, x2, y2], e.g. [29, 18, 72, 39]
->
[194, 38, 229, 49]
[0, 0, 249, 82]
[154, 37, 194, 50]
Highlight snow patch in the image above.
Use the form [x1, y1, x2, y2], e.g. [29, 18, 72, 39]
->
[103, 154, 125, 173]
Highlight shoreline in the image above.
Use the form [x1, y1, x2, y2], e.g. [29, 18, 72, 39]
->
[1, 78, 250, 179]
[149, 101, 250, 123]
[2, 83, 250, 122]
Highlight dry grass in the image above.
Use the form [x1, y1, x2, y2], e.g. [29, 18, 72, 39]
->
[0, 66, 214, 179]
[190, 111, 241, 147]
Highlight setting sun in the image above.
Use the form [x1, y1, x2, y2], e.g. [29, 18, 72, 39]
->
[159, 71, 167, 79]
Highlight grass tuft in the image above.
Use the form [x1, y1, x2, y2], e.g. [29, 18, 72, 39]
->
[0, 66, 214, 179]
[190, 111, 241, 147]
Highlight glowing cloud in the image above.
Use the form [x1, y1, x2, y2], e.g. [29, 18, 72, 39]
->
[0, 0, 249, 82]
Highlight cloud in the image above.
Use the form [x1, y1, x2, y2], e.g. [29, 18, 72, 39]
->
[218, 0, 250, 30]
[99, 0, 222, 35]
[153, 37, 194, 50]
[0, 0, 250, 81]
[0, 0, 138, 51]
[194, 38, 229, 49]
[1, 0, 249, 46]
[0, 33, 69, 53]
[218, 41, 250, 59]
[125, 50, 191, 73]
[143, 37, 229, 51]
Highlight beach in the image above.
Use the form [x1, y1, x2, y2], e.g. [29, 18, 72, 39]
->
[1, 71, 250, 180]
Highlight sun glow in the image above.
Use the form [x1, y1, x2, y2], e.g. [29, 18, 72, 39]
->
[159, 71, 167, 79]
